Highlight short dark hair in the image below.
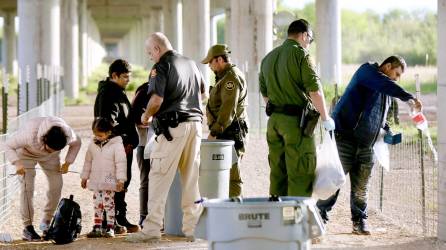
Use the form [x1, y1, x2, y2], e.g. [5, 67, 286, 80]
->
[42, 126, 67, 151]
[380, 55, 407, 72]
[92, 117, 114, 133]
[108, 59, 131, 78]
[287, 19, 311, 36]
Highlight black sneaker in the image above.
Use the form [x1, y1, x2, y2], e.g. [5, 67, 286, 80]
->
[230, 196, 243, 202]
[352, 219, 371, 235]
[23, 225, 41, 241]
[87, 226, 103, 238]
[117, 217, 140, 233]
[268, 195, 281, 202]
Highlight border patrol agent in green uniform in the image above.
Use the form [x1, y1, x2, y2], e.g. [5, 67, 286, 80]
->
[202, 44, 248, 197]
[259, 19, 335, 197]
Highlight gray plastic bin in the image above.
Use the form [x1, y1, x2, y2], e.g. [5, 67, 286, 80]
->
[198, 197, 325, 250]
[165, 139, 235, 236]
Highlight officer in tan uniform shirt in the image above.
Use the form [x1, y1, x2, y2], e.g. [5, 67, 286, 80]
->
[202, 44, 248, 197]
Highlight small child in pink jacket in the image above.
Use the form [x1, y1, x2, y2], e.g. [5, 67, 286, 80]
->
[81, 118, 127, 238]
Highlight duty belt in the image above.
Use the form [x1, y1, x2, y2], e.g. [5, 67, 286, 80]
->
[266, 102, 303, 116]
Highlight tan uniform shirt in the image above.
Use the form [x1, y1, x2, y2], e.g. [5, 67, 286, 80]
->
[206, 64, 247, 136]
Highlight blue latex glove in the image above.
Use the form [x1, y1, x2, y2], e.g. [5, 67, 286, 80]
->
[323, 117, 335, 131]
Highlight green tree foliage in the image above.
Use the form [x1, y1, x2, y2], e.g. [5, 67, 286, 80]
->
[276, 2, 437, 66]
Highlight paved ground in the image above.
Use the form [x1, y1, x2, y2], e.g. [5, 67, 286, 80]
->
[0, 103, 445, 249]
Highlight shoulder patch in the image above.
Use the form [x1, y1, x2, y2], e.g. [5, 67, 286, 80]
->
[305, 55, 316, 71]
[150, 69, 157, 78]
[225, 81, 235, 90]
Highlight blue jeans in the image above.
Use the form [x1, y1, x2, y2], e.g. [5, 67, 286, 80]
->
[317, 132, 375, 221]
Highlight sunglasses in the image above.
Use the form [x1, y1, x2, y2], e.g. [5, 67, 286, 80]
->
[307, 32, 314, 44]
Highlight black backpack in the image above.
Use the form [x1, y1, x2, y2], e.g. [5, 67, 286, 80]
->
[44, 195, 82, 244]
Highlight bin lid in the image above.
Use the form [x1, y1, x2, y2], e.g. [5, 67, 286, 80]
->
[201, 139, 235, 146]
[203, 196, 314, 208]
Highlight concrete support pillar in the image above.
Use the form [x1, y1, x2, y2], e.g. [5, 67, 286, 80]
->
[437, 0, 446, 241]
[315, 0, 341, 84]
[141, 17, 151, 67]
[224, 8, 231, 45]
[2, 12, 16, 76]
[129, 24, 139, 65]
[79, 0, 88, 87]
[61, 0, 79, 98]
[86, 10, 106, 76]
[230, 0, 273, 133]
[151, 7, 164, 33]
[135, 20, 144, 66]
[118, 32, 131, 61]
[163, 0, 182, 53]
[210, 15, 218, 45]
[18, 0, 60, 111]
[183, 0, 210, 83]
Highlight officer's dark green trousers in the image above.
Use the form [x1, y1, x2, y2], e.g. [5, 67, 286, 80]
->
[267, 113, 316, 196]
[229, 150, 243, 197]
[216, 134, 244, 197]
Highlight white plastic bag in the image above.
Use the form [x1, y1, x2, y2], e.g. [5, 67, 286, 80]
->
[373, 135, 390, 171]
[313, 132, 346, 200]
[143, 133, 156, 159]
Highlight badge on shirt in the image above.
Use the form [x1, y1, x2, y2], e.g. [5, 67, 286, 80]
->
[150, 69, 157, 78]
[225, 81, 235, 90]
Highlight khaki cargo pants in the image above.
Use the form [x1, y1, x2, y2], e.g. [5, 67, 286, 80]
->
[17, 152, 62, 227]
[141, 121, 203, 237]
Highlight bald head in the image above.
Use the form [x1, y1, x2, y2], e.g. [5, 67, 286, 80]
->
[145, 32, 173, 63]
[147, 32, 173, 50]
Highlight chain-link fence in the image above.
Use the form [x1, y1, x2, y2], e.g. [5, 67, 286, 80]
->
[368, 131, 438, 237]
[0, 65, 64, 225]
[311, 123, 438, 237]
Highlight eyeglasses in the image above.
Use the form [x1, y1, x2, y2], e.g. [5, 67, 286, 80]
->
[307, 32, 314, 44]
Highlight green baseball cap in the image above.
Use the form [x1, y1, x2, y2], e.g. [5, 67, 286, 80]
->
[201, 44, 231, 64]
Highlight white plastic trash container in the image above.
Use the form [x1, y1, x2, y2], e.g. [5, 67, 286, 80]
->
[201, 197, 325, 250]
[199, 139, 235, 199]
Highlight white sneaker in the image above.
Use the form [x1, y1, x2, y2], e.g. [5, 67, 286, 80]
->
[125, 231, 160, 243]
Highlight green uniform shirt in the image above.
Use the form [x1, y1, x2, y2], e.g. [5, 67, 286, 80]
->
[259, 39, 321, 107]
[206, 64, 247, 136]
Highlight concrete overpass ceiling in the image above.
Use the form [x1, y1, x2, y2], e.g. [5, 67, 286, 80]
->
[94, 17, 138, 39]
[211, 0, 229, 16]
[87, 0, 162, 40]
[0, 0, 16, 12]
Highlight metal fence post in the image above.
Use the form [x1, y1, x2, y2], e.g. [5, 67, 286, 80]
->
[379, 166, 384, 212]
[2, 71, 8, 134]
[26, 65, 30, 112]
[17, 68, 21, 116]
[419, 129, 427, 235]
[37, 64, 42, 105]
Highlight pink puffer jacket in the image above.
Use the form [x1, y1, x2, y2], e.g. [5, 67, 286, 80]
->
[81, 136, 127, 191]
[2, 116, 81, 165]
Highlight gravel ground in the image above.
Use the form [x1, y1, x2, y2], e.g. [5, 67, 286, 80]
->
[0, 102, 444, 250]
